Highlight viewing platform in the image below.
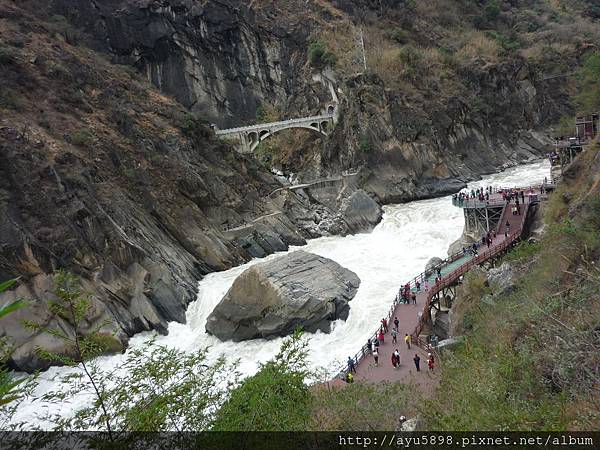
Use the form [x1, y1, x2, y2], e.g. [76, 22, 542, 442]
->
[338, 184, 547, 393]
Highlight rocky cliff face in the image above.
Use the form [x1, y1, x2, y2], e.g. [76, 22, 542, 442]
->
[322, 67, 561, 203]
[0, 0, 586, 371]
[48, 0, 330, 128]
[0, 1, 375, 371]
[43, 0, 570, 198]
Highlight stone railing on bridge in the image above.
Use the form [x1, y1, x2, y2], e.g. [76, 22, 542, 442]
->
[215, 112, 335, 154]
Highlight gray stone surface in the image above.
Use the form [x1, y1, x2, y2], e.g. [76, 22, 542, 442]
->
[487, 262, 515, 296]
[340, 190, 383, 234]
[433, 311, 450, 340]
[425, 257, 444, 276]
[206, 250, 360, 341]
[448, 233, 477, 256]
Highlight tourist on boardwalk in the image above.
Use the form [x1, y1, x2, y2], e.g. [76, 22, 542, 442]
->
[374, 338, 380, 351]
[391, 351, 398, 369]
[367, 338, 372, 355]
[413, 354, 421, 372]
[381, 318, 388, 332]
[415, 281, 420, 291]
[391, 327, 398, 343]
[411, 291, 417, 305]
[424, 280, 430, 292]
[505, 220, 510, 238]
[428, 356, 435, 373]
[404, 333, 411, 349]
[348, 357, 356, 373]
[393, 349, 400, 368]
[394, 316, 400, 330]
[378, 329, 385, 345]
[373, 348, 379, 366]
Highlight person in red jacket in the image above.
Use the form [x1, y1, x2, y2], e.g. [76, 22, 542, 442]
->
[381, 318, 388, 332]
[378, 329, 385, 345]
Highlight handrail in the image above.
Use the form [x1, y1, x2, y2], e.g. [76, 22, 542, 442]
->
[339, 197, 536, 377]
[411, 201, 531, 341]
[452, 182, 546, 209]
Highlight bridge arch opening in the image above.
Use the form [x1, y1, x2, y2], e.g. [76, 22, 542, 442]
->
[327, 105, 335, 114]
[321, 121, 329, 132]
[248, 131, 258, 144]
[259, 130, 269, 139]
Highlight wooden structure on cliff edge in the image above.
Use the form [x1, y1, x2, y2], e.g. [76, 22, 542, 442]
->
[576, 114, 599, 141]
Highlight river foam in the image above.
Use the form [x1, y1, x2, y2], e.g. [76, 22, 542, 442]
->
[9, 160, 550, 428]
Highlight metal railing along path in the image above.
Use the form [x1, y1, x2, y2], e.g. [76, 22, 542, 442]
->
[339, 195, 538, 377]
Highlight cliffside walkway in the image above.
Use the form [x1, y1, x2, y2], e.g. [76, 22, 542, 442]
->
[341, 187, 545, 394]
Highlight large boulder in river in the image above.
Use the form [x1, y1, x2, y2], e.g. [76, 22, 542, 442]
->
[340, 190, 383, 234]
[205, 250, 360, 341]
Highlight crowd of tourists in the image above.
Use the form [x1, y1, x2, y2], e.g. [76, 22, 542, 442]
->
[452, 185, 497, 206]
[453, 184, 543, 208]
[345, 324, 437, 383]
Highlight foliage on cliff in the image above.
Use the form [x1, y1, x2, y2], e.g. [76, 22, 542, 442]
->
[427, 144, 600, 430]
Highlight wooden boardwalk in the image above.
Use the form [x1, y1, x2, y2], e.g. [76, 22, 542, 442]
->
[341, 187, 544, 394]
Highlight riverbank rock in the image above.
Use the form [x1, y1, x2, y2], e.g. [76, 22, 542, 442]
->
[425, 257, 443, 276]
[447, 233, 476, 256]
[487, 262, 515, 296]
[339, 190, 383, 234]
[205, 251, 360, 341]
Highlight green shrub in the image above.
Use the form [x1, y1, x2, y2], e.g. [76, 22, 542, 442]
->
[574, 52, 600, 113]
[486, 31, 520, 53]
[504, 240, 542, 262]
[308, 40, 337, 69]
[358, 136, 371, 153]
[484, 2, 501, 22]
[178, 113, 210, 138]
[388, 28, 410, 45]
[554, 116, 574, 137]
[398, 44, 422, 66]
[47, 14, 85, 46]
[71, 129, 94, 146]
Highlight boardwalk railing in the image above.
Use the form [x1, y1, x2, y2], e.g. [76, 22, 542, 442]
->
[339, 197, 538, 377]
[412, 201, 532, 341]
[452, 185, 546, 208]
[340, 245, 478, 376]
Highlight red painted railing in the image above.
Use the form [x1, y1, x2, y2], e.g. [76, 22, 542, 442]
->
[411, 201, 531, 341]
[340, 197, 537, 376]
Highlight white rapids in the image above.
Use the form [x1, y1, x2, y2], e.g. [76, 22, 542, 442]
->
[9, 160, 550, 428]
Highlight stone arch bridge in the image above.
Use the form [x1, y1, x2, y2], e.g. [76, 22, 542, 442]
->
[215, 107, 335, 154]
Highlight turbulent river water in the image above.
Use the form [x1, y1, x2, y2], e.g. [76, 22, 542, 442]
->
[11, 160, 550, 428]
